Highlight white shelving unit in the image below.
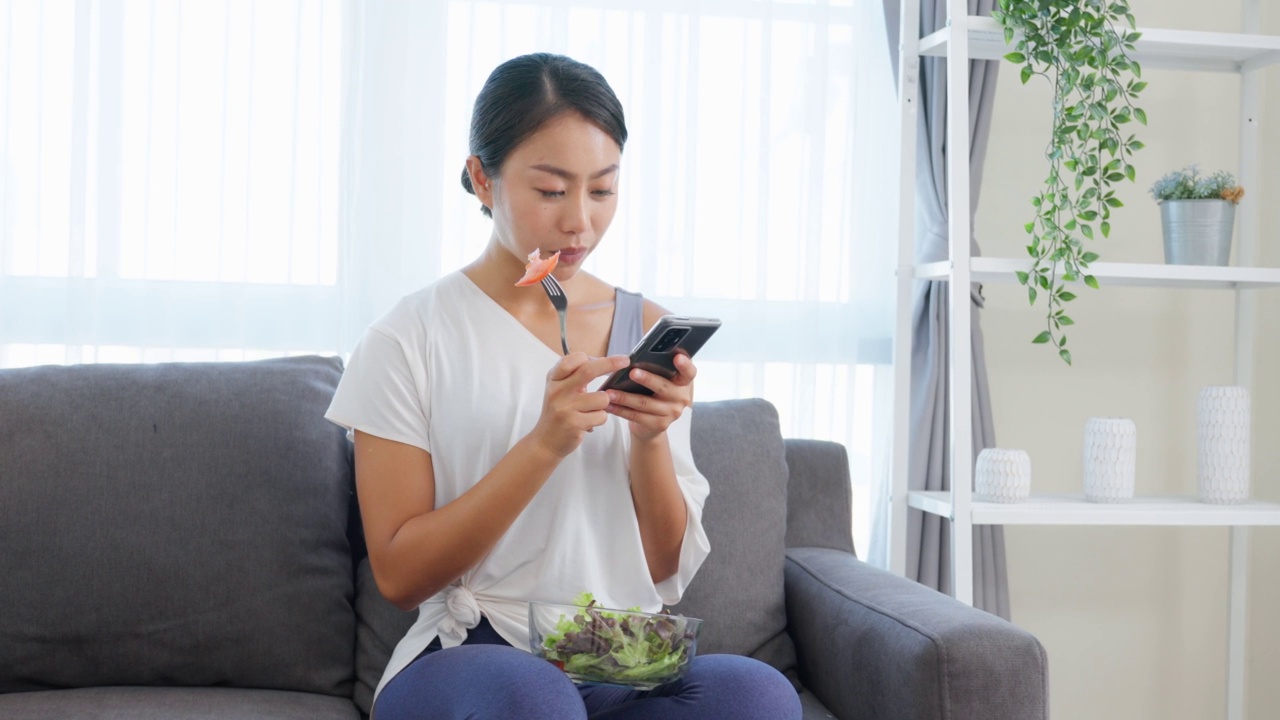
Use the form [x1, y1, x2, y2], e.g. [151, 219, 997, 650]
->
[887, 2, 1278, 718]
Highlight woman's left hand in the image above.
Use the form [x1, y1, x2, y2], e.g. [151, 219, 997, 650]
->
[604, 353, 696, 441]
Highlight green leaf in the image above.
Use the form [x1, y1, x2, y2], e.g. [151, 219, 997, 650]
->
[1105, 197, 1124, 208]
[1016, 270, 1030, 285]
[1125, 165, 1136, 182]
[1060, 348, 1073, 365]
[1058, 290, 1078, 302]
[1028, 286, 1038, 305]
[1033, 331, 1053, 344]
[1082, 224, 1095, 240]
[1131, 80, 1148, 93]
[1059, 315, 1077, 325]
[1004, 51, 1027, 63]
[1021, 65, 1033, 84]
[1101, 220, 1111, 238]
[1082, 252, 1101, 263]
[1084, 275, 1100, 289]
[1024, 221, 1035, 234]
[1129, 139, 1145, 151]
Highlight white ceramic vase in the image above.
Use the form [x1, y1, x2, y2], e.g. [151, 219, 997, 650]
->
[1197, 386, 1251, 504]
[975, 449, 1031, 503]
[1083, 417, 1137, 503]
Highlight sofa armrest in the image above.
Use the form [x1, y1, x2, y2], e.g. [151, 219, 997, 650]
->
[784, 439, 854, 554]
[784, 547, 1048, 720]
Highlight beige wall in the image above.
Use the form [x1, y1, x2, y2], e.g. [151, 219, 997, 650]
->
[975, 1, 1280, 717]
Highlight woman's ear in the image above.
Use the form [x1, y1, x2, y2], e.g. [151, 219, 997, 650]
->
[465, 156, 494, 210]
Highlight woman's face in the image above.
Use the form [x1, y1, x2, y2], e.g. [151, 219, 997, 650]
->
[480, 112, 621, 278]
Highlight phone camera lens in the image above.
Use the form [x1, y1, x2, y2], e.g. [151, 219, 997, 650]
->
[653, 328, 688, 353]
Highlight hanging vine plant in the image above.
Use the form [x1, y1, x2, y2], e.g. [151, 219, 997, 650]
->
[991, 0, 1147, 365]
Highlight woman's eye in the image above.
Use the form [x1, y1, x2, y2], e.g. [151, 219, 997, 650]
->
[539, 190, 565, 198]
[592, 189, 616, 198]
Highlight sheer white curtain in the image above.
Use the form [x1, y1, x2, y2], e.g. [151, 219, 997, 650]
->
[0, 0, 343, 363]
[0, 0, 896, 552]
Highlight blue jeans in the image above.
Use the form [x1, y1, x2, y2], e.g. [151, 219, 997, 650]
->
[374, 617, 801, 720]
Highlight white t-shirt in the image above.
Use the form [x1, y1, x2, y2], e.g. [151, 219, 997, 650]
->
[324, 271, 711, 699]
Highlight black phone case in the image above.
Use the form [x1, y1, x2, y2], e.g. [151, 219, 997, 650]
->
[601, 316, 721, 396]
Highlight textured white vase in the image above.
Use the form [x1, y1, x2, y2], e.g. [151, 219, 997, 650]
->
[1197, 386, 1251, 504]
[1083, 417, 1137, 502]
[975, 449, 1032, 503]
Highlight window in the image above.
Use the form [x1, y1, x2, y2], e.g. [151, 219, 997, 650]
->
[1, 0, 896, 552]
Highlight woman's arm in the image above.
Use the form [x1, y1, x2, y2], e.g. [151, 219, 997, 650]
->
[604, 300, 697, 585]
[627, 432, 688, 584]
[357, 352, 630, 611]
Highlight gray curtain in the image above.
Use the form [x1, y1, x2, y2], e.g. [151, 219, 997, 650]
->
[884, 0, 1009, 618]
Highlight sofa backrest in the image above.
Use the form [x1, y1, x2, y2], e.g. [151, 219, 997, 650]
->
[671, 398, 797, 678]
[0, 356, 357, 697]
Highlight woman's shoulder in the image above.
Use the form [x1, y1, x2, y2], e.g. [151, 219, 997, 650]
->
[638, 297, 669, 332]
[370, 272, 472, 337]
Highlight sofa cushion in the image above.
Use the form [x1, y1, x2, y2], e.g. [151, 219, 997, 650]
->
[0, 686, 360, 720]
[673, 398, 796, 676]
[0, 356, 356, 696]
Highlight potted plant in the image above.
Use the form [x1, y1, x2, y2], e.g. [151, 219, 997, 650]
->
[993, 0, 1147, 364]
[1148, 165, 1245, 266]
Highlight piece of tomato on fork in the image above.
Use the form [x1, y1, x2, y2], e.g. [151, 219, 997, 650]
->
[514, 249, 561, 287]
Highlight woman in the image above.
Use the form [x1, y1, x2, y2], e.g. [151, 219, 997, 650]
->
[326, 53, 800, 720]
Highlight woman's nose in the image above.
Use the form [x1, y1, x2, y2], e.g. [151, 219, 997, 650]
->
[560, 191, 590, 235]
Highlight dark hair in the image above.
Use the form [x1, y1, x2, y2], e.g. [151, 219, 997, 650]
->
[461, 53, 628, 217]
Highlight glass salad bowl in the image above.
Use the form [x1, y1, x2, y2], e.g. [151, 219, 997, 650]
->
[528, 596, 702, 690]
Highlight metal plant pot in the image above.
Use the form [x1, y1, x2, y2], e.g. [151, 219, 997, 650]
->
[1159, 199, 1235, 266]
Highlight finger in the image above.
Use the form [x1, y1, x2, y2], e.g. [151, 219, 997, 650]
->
[547, 351, 593, 382]
[577, 390, 612, 412]
[672, 352, 698, 384]
[621, 367, 677, 398]
[571, 354, 631, 384]
[605, 403, 638, 422]
[583, 409, 609, 429]
[606, 403, 666, 433]
[606, 388, 658, 415]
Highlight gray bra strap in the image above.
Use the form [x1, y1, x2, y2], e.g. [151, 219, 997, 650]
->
[606, 288, 645, 356]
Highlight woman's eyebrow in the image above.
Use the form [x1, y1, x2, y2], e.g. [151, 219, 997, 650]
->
[530, 163, 619, 180]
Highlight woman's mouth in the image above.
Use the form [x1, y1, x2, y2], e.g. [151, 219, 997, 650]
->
[557, 247, 588, 265]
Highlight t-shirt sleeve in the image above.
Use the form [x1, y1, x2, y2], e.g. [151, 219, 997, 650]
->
[653, 406, 711, 606]
[325, 325, 431, 453]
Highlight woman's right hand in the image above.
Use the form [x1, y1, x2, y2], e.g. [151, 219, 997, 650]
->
[530, 352, 631, 458]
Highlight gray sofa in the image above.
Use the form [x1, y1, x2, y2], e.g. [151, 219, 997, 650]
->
[0, 355, 1048, 719]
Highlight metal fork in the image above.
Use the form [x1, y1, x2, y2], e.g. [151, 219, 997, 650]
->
[539, 275, 569, 355]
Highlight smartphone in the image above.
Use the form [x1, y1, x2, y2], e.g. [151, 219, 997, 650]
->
[600, 315, 721, 396]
